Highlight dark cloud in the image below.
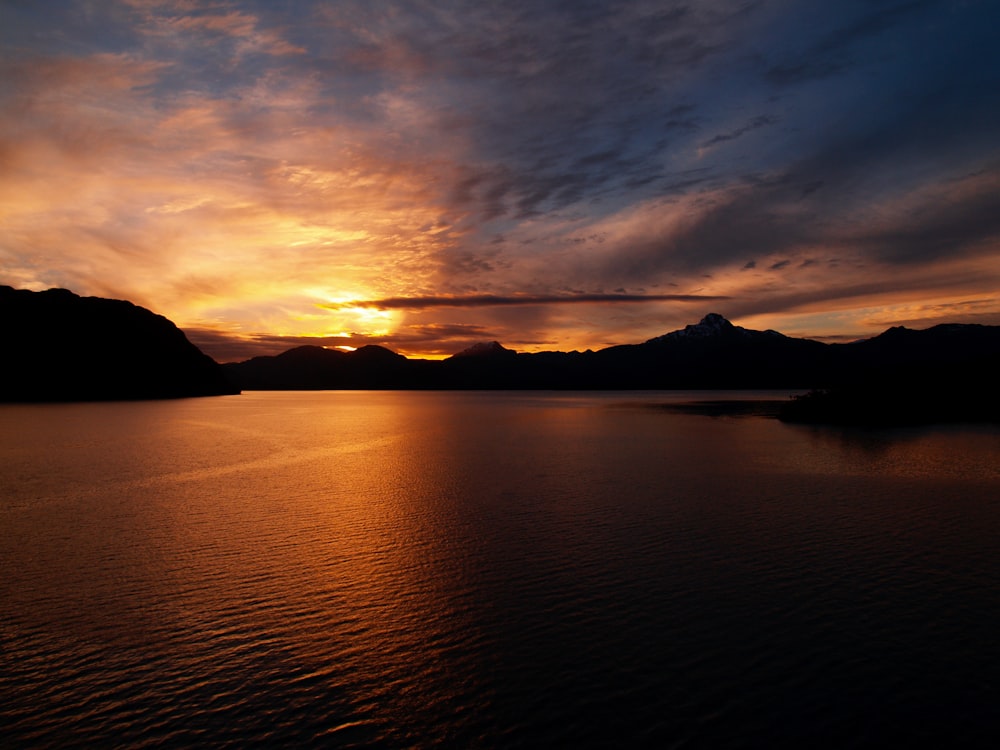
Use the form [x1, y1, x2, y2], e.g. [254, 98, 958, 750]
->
[725, 267, 998, 321]
[799, 181, 823, 199]
[701, 115, 776, 148]
[764, 0, 934, 85]
[310, 1, 758, 224]
[599, 39, 1000, 283]
[604, 180, 820, 281]
[328, 292, 730, 310]
[849, 177, 1000, 265]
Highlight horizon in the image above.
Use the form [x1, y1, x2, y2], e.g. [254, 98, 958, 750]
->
[200, 308, 960, 363]
[205, 308, 994, 363]
[2, 1, 999, 360]
[6, 283, 976, 363]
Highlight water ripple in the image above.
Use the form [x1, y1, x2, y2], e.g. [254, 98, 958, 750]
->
[2, 393, 999, 748]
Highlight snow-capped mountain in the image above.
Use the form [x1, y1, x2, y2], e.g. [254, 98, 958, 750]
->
[646, 313, 783, 343]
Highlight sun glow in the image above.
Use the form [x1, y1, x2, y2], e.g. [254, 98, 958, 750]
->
[312, 303, 399, 338]
[337, 307, 401, 336]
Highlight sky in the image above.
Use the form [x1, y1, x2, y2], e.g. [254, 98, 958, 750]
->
[2, 0, 999, 361]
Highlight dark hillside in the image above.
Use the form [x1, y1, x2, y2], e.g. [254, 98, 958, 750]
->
[1, 286, 239, 402]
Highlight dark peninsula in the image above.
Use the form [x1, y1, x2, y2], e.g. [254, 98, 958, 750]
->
[1, 286, 239, 402]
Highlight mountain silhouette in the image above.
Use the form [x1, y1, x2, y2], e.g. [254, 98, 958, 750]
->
[645, 312, 780, 342]
[780, 323, 1000, 425]
[449, 341, 518, 359]
[5, 287, 994, 424]
[225, 344, 426, 389]
[222, 313, 1000, 423]
[1, 286, 239, 402]
[588, 314, 830, 388]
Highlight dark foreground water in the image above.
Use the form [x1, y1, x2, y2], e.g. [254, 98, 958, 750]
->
[2, 391, 999, 748]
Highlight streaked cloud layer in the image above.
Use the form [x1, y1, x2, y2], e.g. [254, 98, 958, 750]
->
[2, 0, 998, 359]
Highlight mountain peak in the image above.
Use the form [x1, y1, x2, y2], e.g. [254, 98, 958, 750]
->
[697, 313, 734, 331]
[645, 313, 785, 344]
[351, 344, 406, 361]
[450, 341, 517, 358]
[647, 313, 735, 343]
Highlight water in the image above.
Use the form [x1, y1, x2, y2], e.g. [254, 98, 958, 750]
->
[2, 391, 999, 748]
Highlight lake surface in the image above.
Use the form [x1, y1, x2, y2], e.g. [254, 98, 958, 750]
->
[2, 391, 999, 748]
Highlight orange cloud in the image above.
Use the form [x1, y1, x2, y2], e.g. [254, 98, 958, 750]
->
[0, 46, 464, 347]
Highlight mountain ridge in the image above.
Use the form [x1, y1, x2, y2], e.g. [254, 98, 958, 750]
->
[645, 312, 785, 343]
[222, 312, 1000, 400]
[4, 285, 997, 424]
[1, 285, 239, 402]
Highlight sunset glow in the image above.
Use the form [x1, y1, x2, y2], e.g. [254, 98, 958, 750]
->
[2, 1, 998, 360]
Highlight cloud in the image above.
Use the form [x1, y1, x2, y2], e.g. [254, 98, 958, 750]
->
[724, 258, 1000, 320]
[328, 292, 731, 310]
[701, 115, 776, 149]
[131, 3, 306, 58]
[2, 0, 999, 356]
[764, 0, 934, 85]
[844, 170, 1000, 265]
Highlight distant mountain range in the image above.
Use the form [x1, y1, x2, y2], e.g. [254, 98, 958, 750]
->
[4, 285, 998, 423]
[222, 311, 1000, 424]
[1, 286, 239, 402]
[222, 313, 819, 389]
